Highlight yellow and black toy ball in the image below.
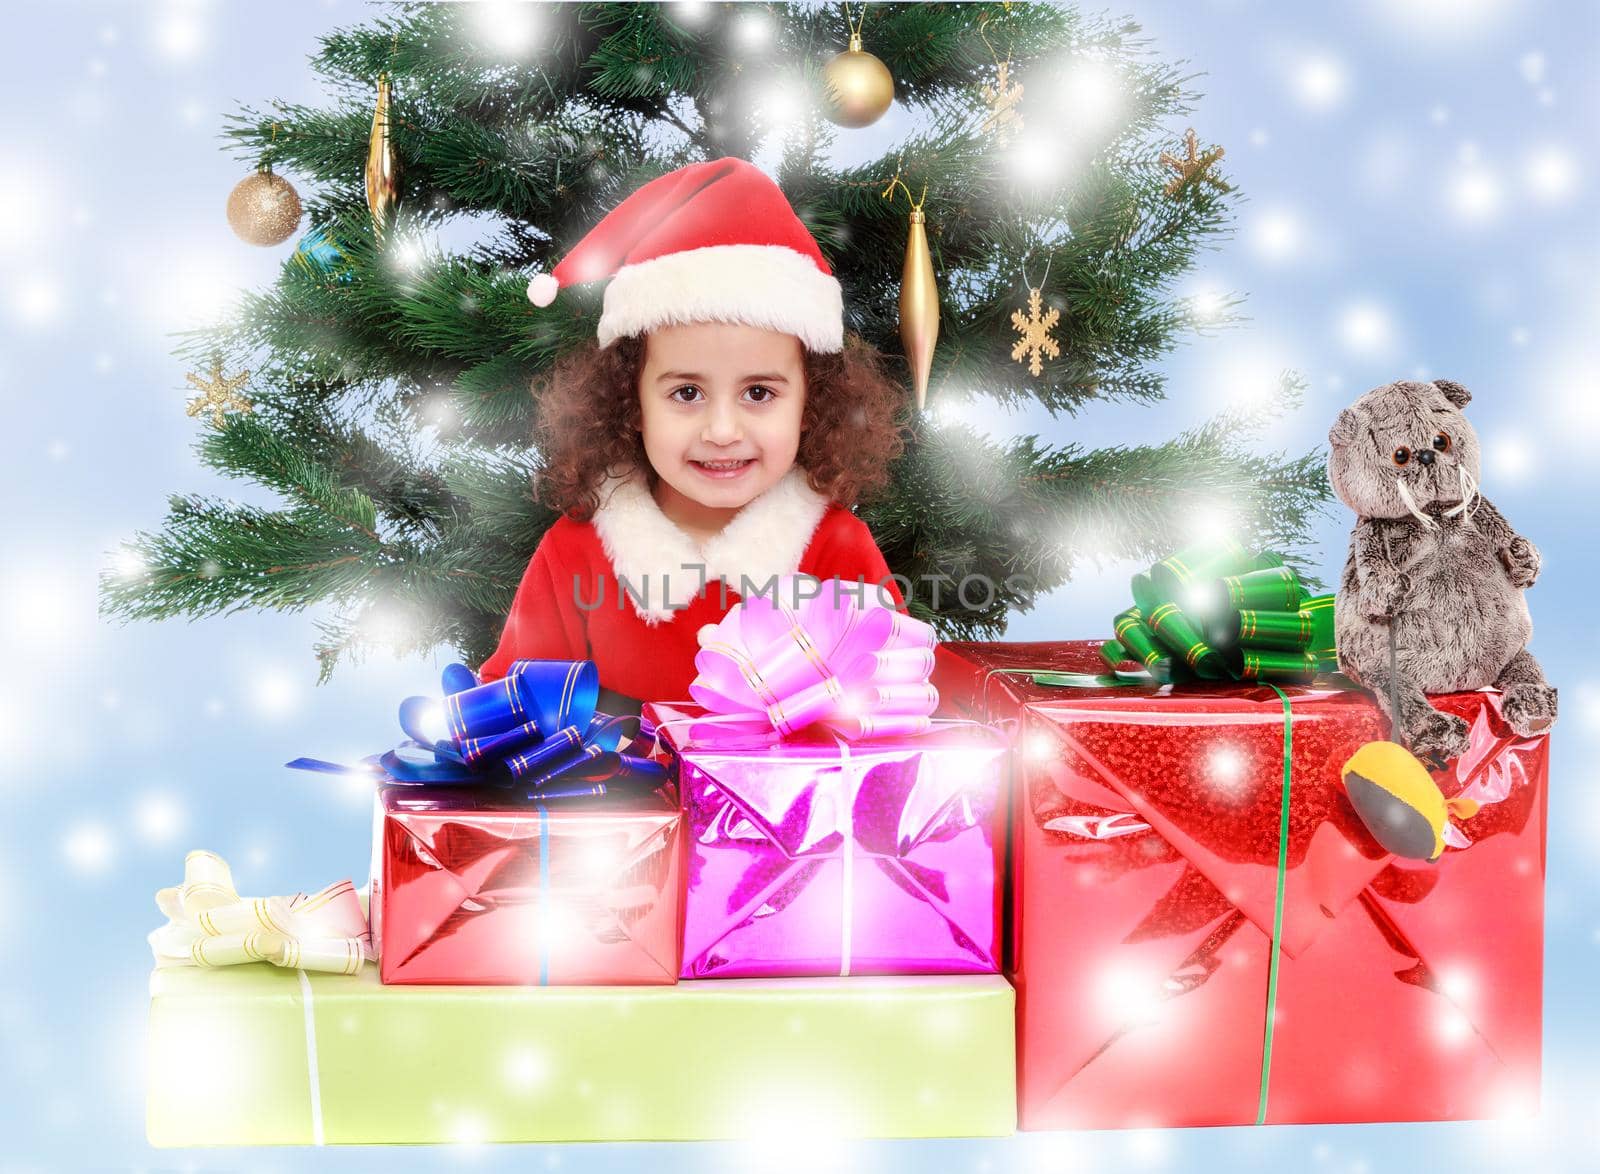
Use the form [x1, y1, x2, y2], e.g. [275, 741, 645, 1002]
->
[1341, 741, 1479, 863]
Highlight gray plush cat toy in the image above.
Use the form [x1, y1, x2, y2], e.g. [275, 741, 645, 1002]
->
[1329, 378, 1556, 760]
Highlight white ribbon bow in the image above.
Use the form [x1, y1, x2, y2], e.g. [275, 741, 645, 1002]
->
[149, 849, 372, 975]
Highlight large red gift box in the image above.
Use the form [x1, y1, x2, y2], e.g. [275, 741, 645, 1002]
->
[934, 640, 1548, 1129]
[370, 784, 684, 985]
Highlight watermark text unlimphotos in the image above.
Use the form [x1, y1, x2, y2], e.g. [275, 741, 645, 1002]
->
[571, 565, 1032, 612]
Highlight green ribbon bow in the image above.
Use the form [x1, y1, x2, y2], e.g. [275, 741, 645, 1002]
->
[1100, 538, 1337, 685]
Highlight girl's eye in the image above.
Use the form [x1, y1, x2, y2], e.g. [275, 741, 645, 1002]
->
[1392, 446, 1411, 466]
[670, 386, 703, 403]
[1432, 432, 1451, 452]
[745, 385, 776, 403]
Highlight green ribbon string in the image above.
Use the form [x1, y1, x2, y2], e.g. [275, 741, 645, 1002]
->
[1101, 539, 1337, 685]
[976, 662, 1295, 1123]
[1257, 682, 1292, 1126]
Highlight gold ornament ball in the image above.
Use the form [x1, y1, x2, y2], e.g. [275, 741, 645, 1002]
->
[226, 171, 302, 247]
[822, 35, 894, 128]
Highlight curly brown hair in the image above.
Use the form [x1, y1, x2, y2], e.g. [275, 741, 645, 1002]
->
[533, 332, 909, 521]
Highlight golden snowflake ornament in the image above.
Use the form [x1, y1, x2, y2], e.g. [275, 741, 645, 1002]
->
[185, 363, 253, 428]
[1010, 287, 1060, 377]
[1160, 128, 1231, 197]
[980, 60, 1024, 143]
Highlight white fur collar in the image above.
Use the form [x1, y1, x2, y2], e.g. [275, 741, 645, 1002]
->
[590, 464, 831, 625]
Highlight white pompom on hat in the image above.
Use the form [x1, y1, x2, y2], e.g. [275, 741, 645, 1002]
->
[525, 157, 844, 354]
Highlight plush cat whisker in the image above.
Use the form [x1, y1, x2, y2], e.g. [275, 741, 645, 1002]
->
[1448, 466, 1482, 519]
[1395, 476, 1438, 529]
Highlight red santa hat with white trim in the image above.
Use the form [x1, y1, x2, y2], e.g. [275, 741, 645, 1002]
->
[526, 157, 844, 354]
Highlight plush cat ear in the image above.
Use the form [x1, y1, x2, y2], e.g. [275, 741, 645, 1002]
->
[1433, 379, 1472, 408]
[1329, 407, 1360, 447]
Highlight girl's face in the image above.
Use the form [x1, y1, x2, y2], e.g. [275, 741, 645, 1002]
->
[637, 320, 807, 527]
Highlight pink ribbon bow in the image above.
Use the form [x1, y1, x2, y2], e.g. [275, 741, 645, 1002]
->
[689, 575, 940, 740]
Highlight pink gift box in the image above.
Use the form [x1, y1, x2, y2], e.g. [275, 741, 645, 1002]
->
[644, 701, 1008, 979]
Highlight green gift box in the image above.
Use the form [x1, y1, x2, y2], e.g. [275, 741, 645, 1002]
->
[147, 964, 1016, 1144]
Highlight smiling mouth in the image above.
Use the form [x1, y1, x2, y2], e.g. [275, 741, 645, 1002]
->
[690, 458, 755, 477]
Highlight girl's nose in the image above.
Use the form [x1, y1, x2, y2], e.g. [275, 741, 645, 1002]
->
[702, 400, 743, 445]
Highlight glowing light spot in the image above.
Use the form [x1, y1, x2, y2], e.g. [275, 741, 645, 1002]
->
[1124, 1126, 1174, 1164]
[1, 566, 92, 655]
[1095, 964, 1165, 1027]
[472, 2, 545, 56]
[1486, 433, 1531, 484]
[1523, 145, 1579, 204]
[10, 279, 64, 327]
[64, 822, 116, 875]
[504, 1047, 550, 1092]
[135, 792, 186, 846]
[1374, 0, 1518, 43]
[1448, 167, 1504, 225]
[359, 604, 414, 652]
[1186, 285, 1231, 326]
[1205, 746, 1248, 798]
[1006, 130, 1063, 188]
[1437, 965, 1477, 1004]
[755, 80, 810, 133]
[1185, 505, 1238, 546]
[252, 668, 303, 720]
[1435, 1005, 1475, 1046]
[1290, 54, 1348, 112]
[1250, 207, 1304, 264]
[389, 235, 429, 276]
[671, 2, 711, 27]
[450, 1113, 490, 1147]
[111, 546, 147, 580]
[1338, 301, 1397, 356]
[1055, 59, 1123, 133]
[1024, 733, 1058, 764]
[732, 9, 774, 50]
[152, 11, 204, 61]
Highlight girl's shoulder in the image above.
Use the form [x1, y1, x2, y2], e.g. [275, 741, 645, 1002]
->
[534, 512, 607, 566]
[811, 502, 864, 536]
[804, 503, 886, 558]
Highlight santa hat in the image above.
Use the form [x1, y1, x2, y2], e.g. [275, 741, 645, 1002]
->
[526, 157, 844, 354]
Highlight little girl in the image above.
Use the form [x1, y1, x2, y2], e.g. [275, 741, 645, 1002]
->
[477, 158, 909, 707]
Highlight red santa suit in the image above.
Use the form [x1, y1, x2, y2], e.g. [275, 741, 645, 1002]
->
[478, 464, 905, 704]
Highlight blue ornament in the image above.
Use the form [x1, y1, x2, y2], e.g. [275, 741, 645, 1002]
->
[290, 226, 352, 282]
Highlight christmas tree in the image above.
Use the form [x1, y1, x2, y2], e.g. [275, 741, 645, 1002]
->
[101, 1, 1327, 680]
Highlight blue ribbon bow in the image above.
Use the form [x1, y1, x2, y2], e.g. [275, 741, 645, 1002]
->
[287, 659, 666, 800]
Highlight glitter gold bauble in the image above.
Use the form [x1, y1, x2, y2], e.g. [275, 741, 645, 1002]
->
[365, 73, 401, 236]
[225, 170, 302, 247]
[822, 34, 895, 128]
[899, 204, 940, 411]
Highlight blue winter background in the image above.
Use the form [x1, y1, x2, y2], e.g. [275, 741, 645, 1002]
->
[4, 0, 1596, 1170]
